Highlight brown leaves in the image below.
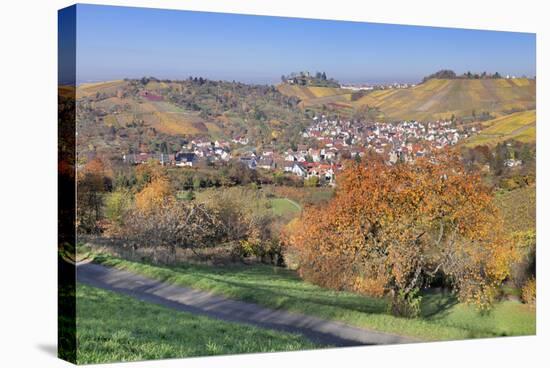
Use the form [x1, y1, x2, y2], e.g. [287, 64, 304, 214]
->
[287, 149, 518, 311]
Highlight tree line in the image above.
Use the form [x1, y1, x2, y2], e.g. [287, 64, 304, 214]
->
[422, 69, 504, 82]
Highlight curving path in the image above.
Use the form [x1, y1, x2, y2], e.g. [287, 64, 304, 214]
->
[77, 263, 416, 347]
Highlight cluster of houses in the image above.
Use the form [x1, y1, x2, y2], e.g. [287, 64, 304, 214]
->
[122, 137, 338, 184]
[235, 148, 338, 184]
[303, 116, 472, 164]
[123, 139, 232, 167]
[122, 115, 480, 185]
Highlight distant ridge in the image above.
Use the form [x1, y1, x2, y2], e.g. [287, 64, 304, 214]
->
[278, 78, 536, 122]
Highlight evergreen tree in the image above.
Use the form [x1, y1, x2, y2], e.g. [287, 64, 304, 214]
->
[493, 142, 506, 175]
[160, 142, 168, 154]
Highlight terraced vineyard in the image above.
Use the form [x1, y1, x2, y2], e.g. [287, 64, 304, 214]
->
[79, 81, 218, 137]
[466, 110, 536, 147]
[278, 78, 536, 122]
[76, 78, 315, 160]
[277, 84, 350, 100]
[496, 185, 536, 233]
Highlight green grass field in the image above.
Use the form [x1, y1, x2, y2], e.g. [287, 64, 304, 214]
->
[271, 198, 301, 216]
[76, 284, 319, 364]
[94, 254, 536, 341]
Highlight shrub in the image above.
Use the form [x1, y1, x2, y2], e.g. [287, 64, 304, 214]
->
[197, 187, 286, 265]
[521, 278, 536, 306]
[105, 188, 133, 229]
[509, 230, 536, 288]
[389, 289, 422, 318]
[234, 238, 284, 266]
[123, 201, 224, 259]
[304, 176, 319, 187]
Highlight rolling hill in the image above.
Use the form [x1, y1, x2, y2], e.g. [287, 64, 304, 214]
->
[278, 78, 536, 122]
[76, 80, 127, 98]
[75, 78, 536, 157]
[78, 80, 216, 137]
[75, 78, 316, 158]
[465, 110, 536, 147]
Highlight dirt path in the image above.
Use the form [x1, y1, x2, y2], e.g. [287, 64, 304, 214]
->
[284, 198, 302, 211]
[77, 263, 416, 347]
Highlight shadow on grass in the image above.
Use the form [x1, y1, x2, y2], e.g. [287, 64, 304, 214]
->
[201, 273, 388, 314]
[78, 266, 380, 347]
[97, 254, 468, 322]
[98, 253, 390, 316]
[419, 291, 459, 319]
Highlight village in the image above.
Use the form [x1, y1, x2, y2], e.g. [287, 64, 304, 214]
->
[303, 115, 471, 163]
[122, 115, 479, 186]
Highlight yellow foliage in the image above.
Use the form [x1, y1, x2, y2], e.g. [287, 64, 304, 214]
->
[521, 278, 536, 306]
[135, 177, 172, 213]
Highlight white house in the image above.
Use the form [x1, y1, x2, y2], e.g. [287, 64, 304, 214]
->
[291, 163, 307, 177]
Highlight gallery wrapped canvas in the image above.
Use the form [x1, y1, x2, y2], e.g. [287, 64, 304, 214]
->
[58, 4, 536, 364]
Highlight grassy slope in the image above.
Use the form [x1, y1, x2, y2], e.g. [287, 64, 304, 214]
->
[267, 186, 335, 207]
[279, 79, 536, 122]
[95, 254, 535, 341]
[76, 284, 319, 364]
[271, 198, 302, 216]
[466, 110, 536, 147]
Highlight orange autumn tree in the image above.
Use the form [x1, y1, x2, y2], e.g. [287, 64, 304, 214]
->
[134, 160, 173, 213]
[135, 176, 172, 213]
[286, 150, 517, 316]
[135, 159, 169, 190]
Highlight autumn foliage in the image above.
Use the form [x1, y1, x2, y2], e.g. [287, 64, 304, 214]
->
[135, 177, 172, 213]
[521, 278, 536, 307]
[119, 163, 224, 258]
[77, 158, 112, 233]
[286, 150, 518, 315]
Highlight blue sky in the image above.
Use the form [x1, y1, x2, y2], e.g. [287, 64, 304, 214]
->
[74, 4, 536, 84]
